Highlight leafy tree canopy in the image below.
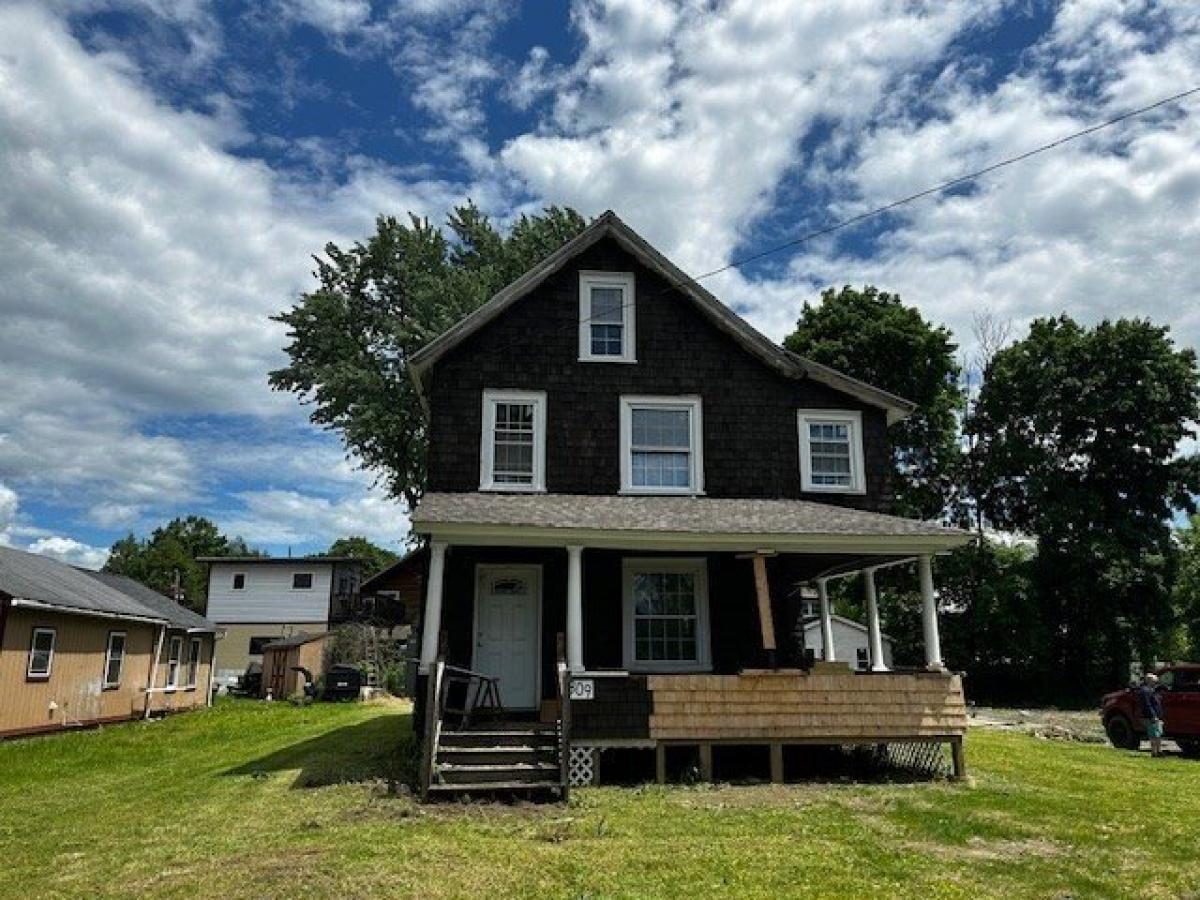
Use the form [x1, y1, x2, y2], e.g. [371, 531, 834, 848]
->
[325, 536, 399, 579]
[783, 285, 962, 518]
[968, 316, 1200, 695]
[270, 203, 588, 508]
[1173, 515, 1200, 658]
[103, 516, 260, 613]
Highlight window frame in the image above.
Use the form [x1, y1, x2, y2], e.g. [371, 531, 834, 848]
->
[578, 270, 636, 363]
[479, 389, 548, 493]
[797, 409, 867, 495]
[232, 573, 246, 590]
[856, 647, 870, 671]
[186, 637, 202, 689]
[166, 635, 183, 689]
[103, 630, 127, 689]
[619, 395, 705, 495]
[26, 627, 56, 680]
[621, 557, 712, 673]
[291, 572, 314, 590]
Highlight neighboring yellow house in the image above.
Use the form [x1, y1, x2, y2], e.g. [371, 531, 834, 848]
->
[0, 545, 220, 739]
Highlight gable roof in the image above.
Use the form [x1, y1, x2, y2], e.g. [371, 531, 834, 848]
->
[0, 544, 217, 631]
[409, 211, 915, 424]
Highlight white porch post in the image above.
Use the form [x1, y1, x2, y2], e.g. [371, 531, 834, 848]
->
[816, 578, 836, 662]
[863, 566, 888, 672]
[918, 554, 944, 670]
[418, 541, 448, 674]
[566, 545, 584, 673]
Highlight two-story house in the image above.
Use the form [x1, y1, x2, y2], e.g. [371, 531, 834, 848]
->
[202, 556, 362, 686]
[408, 212, 971, 797]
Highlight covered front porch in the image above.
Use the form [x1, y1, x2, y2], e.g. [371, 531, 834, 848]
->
[411, 493, 971, 795]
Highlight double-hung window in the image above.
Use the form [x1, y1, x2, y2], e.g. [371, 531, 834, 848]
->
[186, 638, 202, 688]
[27, 627, 55, 680]
[103, 631, 126, 688]
[797, 410, 866, 494]
[480, 389, 547, 491]
[623, 559, 711, 672]
[166, 636, 183, 688]
[620, 396, 704, 494]
[579, 271, 635, 362]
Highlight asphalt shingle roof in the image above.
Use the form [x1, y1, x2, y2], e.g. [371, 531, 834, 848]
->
[0, 544, 217, 630]
[411, 492, 967, 539]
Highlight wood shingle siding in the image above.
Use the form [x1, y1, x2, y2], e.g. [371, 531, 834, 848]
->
[427, 236, 894, 510]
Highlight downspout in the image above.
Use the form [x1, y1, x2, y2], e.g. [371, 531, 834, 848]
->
[144, 624, 166, 719]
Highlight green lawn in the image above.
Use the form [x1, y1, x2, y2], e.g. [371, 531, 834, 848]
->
[0, 699, 1197, 899]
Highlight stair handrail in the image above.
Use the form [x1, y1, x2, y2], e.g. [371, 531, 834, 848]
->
[555, 632, 571, 799]
[418, 656, 446, 799]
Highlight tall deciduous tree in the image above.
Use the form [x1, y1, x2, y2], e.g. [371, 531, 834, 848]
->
[1174, 515, 1200, 658]
[103, 516, 258, 612]
[969, 316, 1200, 699]
[783, 286, 962, 518]
[270, 204, 588, 508]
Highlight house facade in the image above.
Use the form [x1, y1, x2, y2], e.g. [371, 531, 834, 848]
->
[408, 212, 971, 795]
[202, 557, 361, 685]
[0, 546, 219, 738]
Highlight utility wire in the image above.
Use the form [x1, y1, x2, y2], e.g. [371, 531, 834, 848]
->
[691, 84, 1200, 282]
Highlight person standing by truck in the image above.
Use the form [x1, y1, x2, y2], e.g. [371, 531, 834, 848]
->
[1136, 672, 1165, 757]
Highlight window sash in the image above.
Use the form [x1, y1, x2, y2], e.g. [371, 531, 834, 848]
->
[621, 397, 703, 494]
[104, 632, 126, 688]
[292, 573, 314, 589]
[166, 637, 182, 687]
[798, 410, 864, 493]
[27, 628, 55, 678]
[481, 390, 546, 491]
[623, 560, 709, 671]
[579, 272, 635, 362]
[187, 638, 201, 688]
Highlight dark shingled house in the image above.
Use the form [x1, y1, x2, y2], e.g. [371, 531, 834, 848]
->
[407, 211, 971, 797]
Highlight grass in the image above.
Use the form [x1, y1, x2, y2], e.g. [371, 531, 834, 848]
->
[0, 699, 1197, 899]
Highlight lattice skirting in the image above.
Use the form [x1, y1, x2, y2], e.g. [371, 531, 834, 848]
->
[845, 740, 952, 779]
[568, 746, 598, 787]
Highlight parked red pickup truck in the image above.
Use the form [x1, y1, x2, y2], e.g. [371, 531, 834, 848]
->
[1101, 663, 1200, 757]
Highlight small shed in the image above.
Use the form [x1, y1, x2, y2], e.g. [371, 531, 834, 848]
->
[260, 632, 328, 699]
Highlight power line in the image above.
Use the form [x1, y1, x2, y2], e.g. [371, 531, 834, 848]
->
[691, 84, 1200, 282]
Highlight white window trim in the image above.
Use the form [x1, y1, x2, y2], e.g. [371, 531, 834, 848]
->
[186, 637, 202, 689]
[232, 573, 246, 590]
[27, 627, 55, 679]
[103, 631, 126, 688]
[578, 270, 636, 363]
[622, 557, 712, 673]
[479, 389, 547, 492]
[619, 395, 704, 495]
[291, 573, 315, 591]
[797, 409, 867, 495]
[166, 636, 183, 689]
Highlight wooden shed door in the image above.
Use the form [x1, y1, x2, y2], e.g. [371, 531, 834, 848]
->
[473, 566, 541, 709]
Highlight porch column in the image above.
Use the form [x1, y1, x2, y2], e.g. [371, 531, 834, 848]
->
[418, 541, 448, 674]
[816, 578, 836, 662]
[751, 553, 778, 668]
[566, 545, 584, 673]
[863, 566, 887, 672]
[918, 554, 944, 670]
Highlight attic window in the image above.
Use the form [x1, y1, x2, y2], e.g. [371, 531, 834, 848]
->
[579, 271, 635, 362]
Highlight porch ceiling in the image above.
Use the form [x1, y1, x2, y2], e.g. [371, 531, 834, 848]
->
[411, 492, 970, 554]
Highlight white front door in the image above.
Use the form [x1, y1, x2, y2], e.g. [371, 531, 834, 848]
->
[473, 565, 541, 710]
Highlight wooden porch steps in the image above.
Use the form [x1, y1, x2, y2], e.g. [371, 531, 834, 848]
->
[431, 727, 564, 793]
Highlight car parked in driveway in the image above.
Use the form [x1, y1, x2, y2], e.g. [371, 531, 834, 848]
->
[1102, 664, 1200, 757]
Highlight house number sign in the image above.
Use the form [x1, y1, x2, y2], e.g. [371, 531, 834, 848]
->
[569, 679, 595, 701]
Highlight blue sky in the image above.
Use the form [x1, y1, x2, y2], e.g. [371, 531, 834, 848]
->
[1, 0, 1198, 567]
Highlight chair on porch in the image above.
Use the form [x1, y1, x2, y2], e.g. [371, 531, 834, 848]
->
[439, 664, 504, 730]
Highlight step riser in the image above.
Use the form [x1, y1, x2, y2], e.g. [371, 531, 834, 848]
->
[439, 750, 559, 766]
[440, 733, 559, 749]
[437, 770, 561, 786]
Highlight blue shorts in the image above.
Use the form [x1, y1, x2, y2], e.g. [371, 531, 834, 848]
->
[1144, 719, 1163, 739]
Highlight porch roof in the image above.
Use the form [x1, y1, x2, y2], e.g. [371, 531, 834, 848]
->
[411, 492, 970, 554]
